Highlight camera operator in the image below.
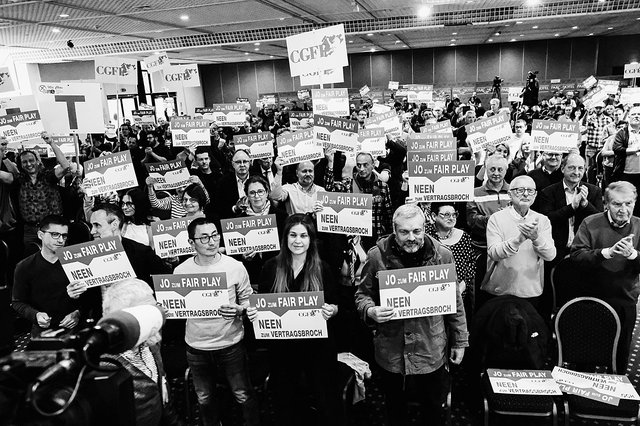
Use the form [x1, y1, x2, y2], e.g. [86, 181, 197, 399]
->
[522, 71, 540, 107]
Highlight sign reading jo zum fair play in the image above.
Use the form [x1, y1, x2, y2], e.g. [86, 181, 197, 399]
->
[313, 114, 358, 153]
[408, 160, 475, 202]
[152, 273, 229, 319]
[379, 264, 458, 320]
[83, 151, 138, 197]
[277, 128, 324, 166]
[286, 24, 348, 77]
[250, 291, 327, 339]
[151, 217, 195, 259]
[220, 214, 280, 256]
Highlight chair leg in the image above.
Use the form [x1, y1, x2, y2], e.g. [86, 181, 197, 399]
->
[184, 367, 191, 424]
[483, 397, 489, 426]
[563, 400, 570, 426]
[552, 400, 558, 426]
[445, 390, 452, 426]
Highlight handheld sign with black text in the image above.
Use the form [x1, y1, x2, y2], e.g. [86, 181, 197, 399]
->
[152, 273, 229, 319]
[233, 132, 275, 160]
[250, 291, 327, 339]
[220, 214, 280, 255]
[314, 114, 358, 153]
[357, 127, 386, 157]
[552, 367, 640, 406]
[312, 88, 349, 117]
[151, 217, 195, 259]
[170, 118, 209, 147]
[488, 369, 562, 396]
[530, 119, 580, 153]
[57, 236, 136, 288]
[51, 135, 77, 157]
[317, 192, 373, 236]
[466, 112, 512, 153]
[0, 109, 44, 144]
[408, 160, 474, 202]
[379, 264, 457, 320]
[209, 103, 247, 127]
[277, 129, 324, 166]
[364, 110, 401, 138]
[145, 159, 191, 191]
[84, 151, 138, 197]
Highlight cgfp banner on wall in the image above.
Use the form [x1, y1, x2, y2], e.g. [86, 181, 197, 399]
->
[286, 24, 348, 77]
[94, 57, 138, 85]
[35, 83, 106, 134]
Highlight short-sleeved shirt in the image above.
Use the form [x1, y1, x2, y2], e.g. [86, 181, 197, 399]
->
[18, 169, 63, 224]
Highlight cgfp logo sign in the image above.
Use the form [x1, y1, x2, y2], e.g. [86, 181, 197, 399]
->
[96, 62, 136, 77]
[161, 65, 200, 88]
[286, 24, 348, 77]
[165, 67, 197, 82]
[94, 57, 138, 84]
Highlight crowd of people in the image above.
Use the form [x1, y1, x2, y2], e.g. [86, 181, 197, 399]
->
[1, 77, 640, 426]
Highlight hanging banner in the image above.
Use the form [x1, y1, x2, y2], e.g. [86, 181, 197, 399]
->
[314, 114, 358, 153]
[488, 370, 562, 396]
[277, 128, 324, 166]
[57, 236, 136, 288]
[0, 66, 16, 94]
[151, 217, 195, 259]
[170, 117, 210, 147]
[286, 24, 348, 77]
[289, 111, 314, 131]
[0, 109, 44, 144]
[36, 83, 106, 134]
[365, 110, 402, 138]
[132, 109, 156, 125]
[379, 264, 457, 320]
[357, 127, 387, 157]
[233, 132, 275, 160]
[83, 151, 138, 197]
[161, 64, 200, 90]
[94, 57, 138, 85]
[299, 68, 344, 86]
[250, 291, 327, 339]
[317, 192, 373, 236]
[144, 52, 171, 74]
[408, 160, 474, 202]
[220, 214, 280, 256]
[145, 159, 192, 191]
[465, 112, 512, 153]
[312, 88, 349, 117]
[153, 273, 229, 319]
[530, 120, 580, 153]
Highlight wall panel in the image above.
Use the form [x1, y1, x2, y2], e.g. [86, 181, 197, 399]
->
[412, 48, 434, 84]
[500, 42, 524, 82]
[391, 50, 413, 83]
[434, 48, 456, 84]
[456, 45, 478, 83]
[350, 54, 372, 88]
[546, 38, 572, 79]
[219, 63, 240, 102]
[477, 44, 500, 82]
[371, 54, 392, 87]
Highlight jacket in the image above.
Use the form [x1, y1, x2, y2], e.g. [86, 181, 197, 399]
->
[612, 126, 630, 180]
[354, 234, 469, 375]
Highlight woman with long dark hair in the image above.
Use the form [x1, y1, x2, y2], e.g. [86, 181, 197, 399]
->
[120, 188, 152, 246]
[248, 214, 341, 426]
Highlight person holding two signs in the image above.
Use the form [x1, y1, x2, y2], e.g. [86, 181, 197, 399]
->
[247, 214, 341, 426]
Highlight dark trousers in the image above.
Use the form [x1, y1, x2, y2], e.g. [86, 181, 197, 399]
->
[378, 365, 450, 426]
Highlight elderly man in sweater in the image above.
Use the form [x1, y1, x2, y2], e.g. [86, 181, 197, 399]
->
[480, 175, 556, 312]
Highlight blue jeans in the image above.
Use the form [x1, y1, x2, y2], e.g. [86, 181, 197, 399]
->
[186, 342, 260, 426]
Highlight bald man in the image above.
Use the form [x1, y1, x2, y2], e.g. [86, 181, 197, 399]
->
[480, 175, 556, 310]
[270, 158, 325, 215]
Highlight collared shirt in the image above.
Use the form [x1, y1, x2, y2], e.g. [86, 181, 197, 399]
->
[563, 180, 578, 247]
[236, 175, 248, 198]
[586, 114, 613, 151]
[18, 169, 63, 224]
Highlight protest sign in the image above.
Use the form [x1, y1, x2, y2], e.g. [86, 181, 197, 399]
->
[144, 52, 171, 74]
[277, 128, 324, 166]
[359, 85, 370, 97]
[487, 370, 563, 396]
[365, 110, 401, 138]
[379, 264, 457, 320]
[286, 24, 348, 77]
[51, 135, 77, 157]
[371, 103, 392, 115]
[357, 127, 386, 157]
[420, 120, 453, 136]
[388, 81, 399, 90]
[57, 236, 135, 288]
[0, 66, 16, 93]
[405, 84, 433, 103]
[317, 192, 372, 236]
[312, 88, 349, 117]
[233, 132, 274, 160]
[408, 160, 474, 202]
[406, 135, 457, 152]
[170, 117, 209, 147]
[36, 83, 106, 134]
[250, 291, 327, 339]
[220, 214, 280, 256]
[145, 159, 191, 191]
[407, 150, 456, 162]
[208, 103, 246, 127]
[289, 111, 313, 131]
[507, 87, 522, 103]
[582, 85, 608, 109]
[297, 90, 311, 100]
[531, 119, 580, 152]
[152, 273, 229, 319]
[552, 367, 640, 406]
[151, 217, 195, 259]
[314, 114, 358, 153]
[94, 57, 138, 85]
[0, 109, 44, 144]
[624, 63, 640, 79]
[598, 79, 620, 95]
[160, 64, 200, 90]
[582, 75, 598, 91]
[131, 109, 156, 125]
[465, 112, 512, 153]
[620, 87, 640, 105]
[83, 151, 138, 197]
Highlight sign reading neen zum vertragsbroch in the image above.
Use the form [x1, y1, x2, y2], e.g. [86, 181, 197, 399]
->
[83, 151, 138, 197]
[220, 214, 280, 256]
[530, 119, 580, 153]
[210, 104, 246, 127]
[0, 109, 44, 144]
[286, 24, 348, 77]
[250, 291, 327, 339]
[145, 159, 191, 191]
[488, 369, 562, 396]
[379, 264, 457, 320]
[466, 112, 513, 153]
[57, 236, 136, 288]
[314, 114, 358, 153]
[408, 158, 474, 202]
[312, 89, 349, 117]
[277, 128, 324, 166]
[317, 192, 373, 236]
[152, 273, 229, 319]
[151, 217, 195, 259]
[233, 132, 275, 160]
[170, 117, 209, 147]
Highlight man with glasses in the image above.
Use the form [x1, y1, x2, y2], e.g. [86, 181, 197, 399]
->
[214, 149, 252, 218]
[174, 217, 260, 426]
[528, 150, 564, 210]
[12, 215, 81, 336]
[481, 176, 556, 311]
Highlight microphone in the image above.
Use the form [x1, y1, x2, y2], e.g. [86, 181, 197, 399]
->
[83, 305, 165, 363]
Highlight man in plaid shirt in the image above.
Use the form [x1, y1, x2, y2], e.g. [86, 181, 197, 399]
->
[324, 151, 393, 251]
[585, 101, 613, 183]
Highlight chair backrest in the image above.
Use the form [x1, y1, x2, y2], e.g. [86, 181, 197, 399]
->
[555, 297, 620, 373]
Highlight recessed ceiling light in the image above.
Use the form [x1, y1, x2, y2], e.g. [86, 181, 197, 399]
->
[608, 27, 613, 29]
[520, 34, 524, 37]
[246, 58, 251, 61]
[370, 48, 376, 52]
[488, 39, 493, 42]
[510, 38, 516, 42]
[450, 43, 456, 46]
[572, 26, 578, 29]
[395, 40, 401, 44]
[254, 48, 259, 51]
[494, 32, 501, 36]
[452, 32, 457, 35]
[637, 17, 640, 20]
[402, 45, 407, 48]
[554, 33, 560, 36]
[244, 52, 249, 55]
[516, 21, 523, 24]
[504, 24, 510, 27]
[348, 40, 353, 43]
[598, 0, 606, 2]
[367, 33, 374, 36]
[532, 25, 538, 29]
[451, 39, 456, 42]
[51, 28, 60, 33]
[254, 42, 260, 46]
[525, 0, 541, 6]
[270, 55, 274, 58]
[279, 17, 285, 20]
[154, 51, 160, 54]
[180, 15, 189, 21]
[417, 5, 431, 19]
[59, 13, 69, 18]
[588, 33, 594, 36]
[466, 0, 473, 3]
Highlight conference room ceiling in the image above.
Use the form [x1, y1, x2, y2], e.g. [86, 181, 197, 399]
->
[0, 0, 639, 64]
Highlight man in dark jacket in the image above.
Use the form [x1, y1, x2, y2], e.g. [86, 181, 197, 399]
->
[612, 106, 640, 215]
[355, 204, 468, 426]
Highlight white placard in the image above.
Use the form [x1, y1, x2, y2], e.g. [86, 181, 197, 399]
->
[144, 52, 171, 74]
[153, 273, 229, 319]
[317, 192, 373, 236]
[488, 369, 563, 396]
[94, 57, 138, 85]
[160, 65, 200, 90]
[624, 63, 640, 79]
[312, 88, 349, 117]
[83, 151, 138, 197]
[286, 24, 348, 77]
[250, 291, 327, 339]
[299, 68, 344, 86]
[508, 87, 522, 103]
[35, 83, 106, 134]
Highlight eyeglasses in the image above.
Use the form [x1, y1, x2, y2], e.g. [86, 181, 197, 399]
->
[182, 197, 198, 204]
[233, 160, 250, 165]
[437, 212, 458, 219]
[544, 152, 562, 157]
[120, 201, 134, 207]
[193, 233, 220, 244]
[248, 189, 266, 197]
[42, 231, 69, 240]
[511, 188, 537, 196]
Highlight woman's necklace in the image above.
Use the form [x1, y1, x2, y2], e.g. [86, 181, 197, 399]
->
[437, 228, 453, 240]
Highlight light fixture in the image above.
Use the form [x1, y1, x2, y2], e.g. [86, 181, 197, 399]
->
[370, 48, 376, 52]
[348, 40, 353, 43]
[488, 38, 493, 42]
[395, 40, 401, 44]
[52, 28, 60, 33]
[254, 48, 259, 51]
[180, 15, 189, 21]
[451, 39, 456, 42]
[452, 32, 457, 35]
[59, 13, 69, 18]
[254, 42, 260, 46]
[516, 21, 523, 24]
[572, 26, 578, 29]
[494, 31, 501, 36]
[270, 55, 274, 58]
[607, 27, 613, 29]
[279, 17, 285, 20]
[588, 33, 594, 36]
[554, 33, 560, 36]
[367, 33, 374, 36]
[510, 38, 516, 42]
[244, 52, 249, 55]
[450, 43, 456, 46]
[520, 34, 524, 37]
[532, 25, 539, 29]
[525, 0, 541, 6]
[417, 5, 431, 19]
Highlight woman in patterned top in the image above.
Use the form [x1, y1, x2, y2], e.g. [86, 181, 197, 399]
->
[427, 202, 476, 320]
